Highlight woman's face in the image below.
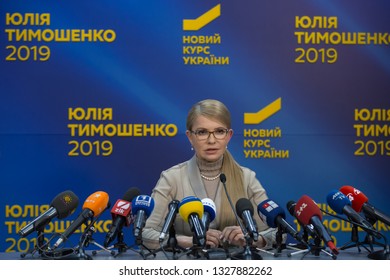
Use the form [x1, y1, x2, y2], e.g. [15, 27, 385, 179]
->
[186, 115, 233, 162]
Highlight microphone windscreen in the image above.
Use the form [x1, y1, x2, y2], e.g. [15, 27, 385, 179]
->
[326, 190, 351, 214]
[123, 187, 141, 201]
[131, 195, 155, 216]
[339, 185, 368, 212]
[202, 198, 216, 222]
[179, 196, 203, 222]
[82, 191, 110, 217]
[50, 190, 79, 219]
[257, 199, 285, 228]
[286, 200, 296, 217]
[110, 199, 131, 216]
[235, 198, 254, 217]
[295, 195, 322, 226]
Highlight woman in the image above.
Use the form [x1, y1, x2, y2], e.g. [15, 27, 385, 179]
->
[142, 99, 276, 250]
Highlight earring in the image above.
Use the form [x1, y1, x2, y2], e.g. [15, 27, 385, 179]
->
[191, 146, 194, 151]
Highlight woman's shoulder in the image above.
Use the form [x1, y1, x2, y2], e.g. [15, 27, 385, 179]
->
[161, 160, 189, 176]
[239, 164, 257, 177]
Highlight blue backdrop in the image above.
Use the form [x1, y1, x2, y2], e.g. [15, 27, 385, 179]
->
[1, 0, 389, 254]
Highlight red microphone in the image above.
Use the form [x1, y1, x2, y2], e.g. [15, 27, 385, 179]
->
[110, 199, 132, 226]
[104, 188, 140, 247]
[295, 195, 339, 255]
[340, 185, 390, 226]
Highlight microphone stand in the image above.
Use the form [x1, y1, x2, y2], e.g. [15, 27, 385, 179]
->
[187, 236, 205, 259]
[338, 224, 372, 253]
[365, 232, 390, 260]
[287, 235, 337, 260]
[108, 227, 155, 259]
[20, 229, 46, 258]
[78, 225, 110, 259]
[264, 225, 287, 257]
[108, 230, 129, 256]
[130, 232, 156, 259]
[78, 216, 115, 260]
[41, 216, 105, 260]
[230, 234, 262, 260]
[153, 226, 187, 260]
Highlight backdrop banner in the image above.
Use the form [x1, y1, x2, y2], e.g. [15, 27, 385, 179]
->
[1, 0, 389, 256]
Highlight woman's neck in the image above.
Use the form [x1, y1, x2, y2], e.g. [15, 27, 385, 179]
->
[196, 156, 223, 175]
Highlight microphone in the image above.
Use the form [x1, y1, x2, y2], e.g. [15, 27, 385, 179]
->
[201, 198, 216, 231]
[53, 191, 109, 249]
[220, 173, 263, 260]
[104, 188, 140, 247]
[236, 198, 259, 242]
[18, 190, 79, 237]
[159, 200, 180, 242]
[326, 190, 381, 238]
[258, 199, 305, 244]
[340, 186, 390, 226]
[178, 196, 206, 247]
[286, 200, 318, 240]
[219, 174, 247, 236]
[131, 195, 155, 240]
[295, 195, 339, 255]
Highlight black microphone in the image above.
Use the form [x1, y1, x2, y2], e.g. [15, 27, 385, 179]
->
[257, 199, 305, 244]
[104, 188, 140, 247]
[220, 173, 262, 260]
[18, 190, 79, 237]
[219, 173, 247, 237]
[53, 191, 109, 249]
[236, 198, 259, 242]
[159, 200, 180, 242]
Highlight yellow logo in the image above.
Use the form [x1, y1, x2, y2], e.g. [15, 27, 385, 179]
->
[244, 98, 282, 124]
[183, 4, 221, 31]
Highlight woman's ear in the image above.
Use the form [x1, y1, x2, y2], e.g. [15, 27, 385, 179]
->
[185, 130, 194, 146]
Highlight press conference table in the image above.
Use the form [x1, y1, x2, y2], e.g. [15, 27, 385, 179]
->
[0, 245, 381, 260]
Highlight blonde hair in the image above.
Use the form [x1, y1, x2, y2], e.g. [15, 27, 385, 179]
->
[186, 99, 246, 229]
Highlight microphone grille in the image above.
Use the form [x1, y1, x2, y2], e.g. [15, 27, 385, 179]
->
[235, 198, 254, 217]
[326, 190, 351, 214]
[219, 173, 226, 183]
[123, 187, 141, 201]
[286, 200, 296, 217]
[179, 196, 203, 222]
[339, 185, 368, 212]
[131, 195, 155, 216]
[295, 195, 322, 225]
[50, 190, 79, 219]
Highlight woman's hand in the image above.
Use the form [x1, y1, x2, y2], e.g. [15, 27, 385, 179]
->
[220, 226, 246, 247]
[205, 229, 223, 248]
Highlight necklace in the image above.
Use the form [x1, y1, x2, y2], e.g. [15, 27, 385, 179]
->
[200, 172, 222, 181]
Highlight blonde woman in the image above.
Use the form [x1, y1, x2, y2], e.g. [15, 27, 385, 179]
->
[143, 99, 277, 250]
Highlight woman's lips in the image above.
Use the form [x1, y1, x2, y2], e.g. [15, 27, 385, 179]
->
[204, 148, 219, 154]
